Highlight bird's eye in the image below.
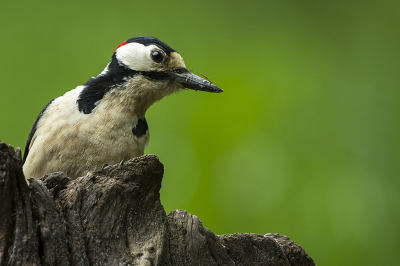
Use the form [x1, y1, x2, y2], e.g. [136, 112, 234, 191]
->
[151, 51, 164, 63]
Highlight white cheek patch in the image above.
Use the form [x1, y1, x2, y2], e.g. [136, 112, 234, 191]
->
[116, 43, 159, 72]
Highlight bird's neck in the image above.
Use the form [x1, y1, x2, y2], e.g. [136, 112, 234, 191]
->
[95, 75, 176, 119]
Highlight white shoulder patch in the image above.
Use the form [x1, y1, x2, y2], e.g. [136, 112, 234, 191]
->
[100, 63, 110, 75]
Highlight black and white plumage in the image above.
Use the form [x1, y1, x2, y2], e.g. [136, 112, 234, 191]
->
[23, 36, 222, 180]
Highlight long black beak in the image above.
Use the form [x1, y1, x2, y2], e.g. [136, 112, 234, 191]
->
[168, 68, 223, 93]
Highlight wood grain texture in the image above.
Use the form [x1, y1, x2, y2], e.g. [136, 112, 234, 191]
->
[0, 141, 315, 266]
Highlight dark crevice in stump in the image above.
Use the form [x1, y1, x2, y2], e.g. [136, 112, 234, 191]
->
[0, 141, 315, 266]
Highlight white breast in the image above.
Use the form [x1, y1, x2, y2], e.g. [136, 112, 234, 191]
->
[23, 86, 149, 180]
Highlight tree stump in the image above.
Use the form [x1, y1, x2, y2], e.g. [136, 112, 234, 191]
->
[0, 141, 315, 266]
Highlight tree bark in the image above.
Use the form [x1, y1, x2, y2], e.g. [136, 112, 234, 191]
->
[0, 141, 315, 266]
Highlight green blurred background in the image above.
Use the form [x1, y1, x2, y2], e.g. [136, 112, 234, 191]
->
[1, 0, 399, 265]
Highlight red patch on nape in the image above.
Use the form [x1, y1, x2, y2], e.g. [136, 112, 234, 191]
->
[113, 40, 128, 54]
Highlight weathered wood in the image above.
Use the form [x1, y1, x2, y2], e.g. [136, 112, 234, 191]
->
[0, 141, 315, 266]
[167, 211, 314, 266]
[29, 174, 70, 266]
[0, 142, 40, 266]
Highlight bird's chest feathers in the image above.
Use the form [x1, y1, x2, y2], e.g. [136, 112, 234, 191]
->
[53, 88, 150, 158]
[88, 97, 150, 155]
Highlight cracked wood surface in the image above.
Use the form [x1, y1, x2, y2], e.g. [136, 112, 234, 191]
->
[0, 140, 315, 266]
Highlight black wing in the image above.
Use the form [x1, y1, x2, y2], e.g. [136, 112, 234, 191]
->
[23, 98, 56, 164]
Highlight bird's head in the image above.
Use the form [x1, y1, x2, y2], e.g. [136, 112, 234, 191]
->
[112, 36, 222, 93]
[78, 36, 222, 115]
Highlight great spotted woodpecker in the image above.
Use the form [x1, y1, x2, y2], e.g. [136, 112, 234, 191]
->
[23, 36, 222, 180]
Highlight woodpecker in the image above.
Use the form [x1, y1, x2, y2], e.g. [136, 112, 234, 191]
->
[23, 36, 222, 180]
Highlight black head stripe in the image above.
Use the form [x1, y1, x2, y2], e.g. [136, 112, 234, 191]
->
[138, 71, 170, 80]
[77, 54, 138, 114]
[126, 36, 176, 56]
